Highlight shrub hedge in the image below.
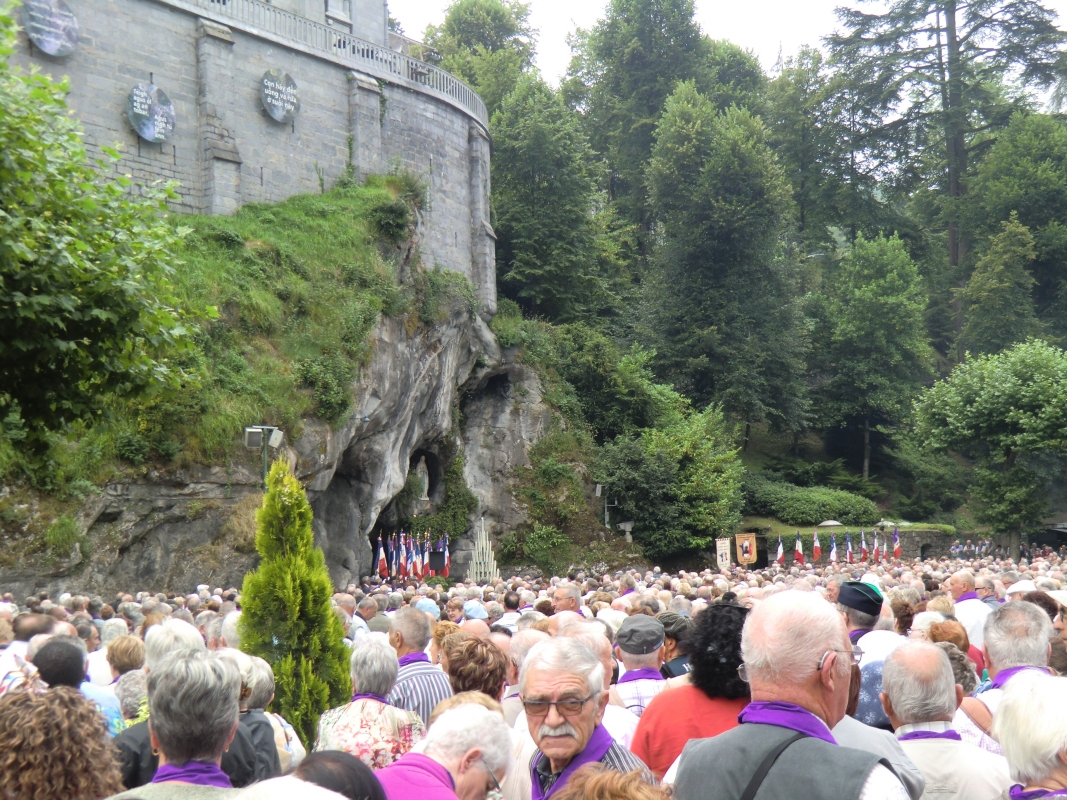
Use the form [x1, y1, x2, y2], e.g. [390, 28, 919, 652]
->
[743, 473, 879, 526]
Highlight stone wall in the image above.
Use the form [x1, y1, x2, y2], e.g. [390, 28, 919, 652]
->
[10, 0, 496, 313]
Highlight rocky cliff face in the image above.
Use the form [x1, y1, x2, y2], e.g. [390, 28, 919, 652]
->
[0, 298, 550, 598]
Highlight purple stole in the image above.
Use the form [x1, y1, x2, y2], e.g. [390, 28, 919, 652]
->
[352, 692, 390, 704]
[617, 667, 664, 684]
[152, 761, 232, 788]
[739, 701, 837, 745]
[898, 730, 962, 741]
[990, 665, 1048, 690]
[1009, 787, 1067, 799]
[531, 724, 614, 800]
[397, 652, 430, 668]
[848, 629, 872, 645]
[956, 591, 979, 602]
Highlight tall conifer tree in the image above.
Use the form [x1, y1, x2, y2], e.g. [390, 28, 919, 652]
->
[239, 460, 351, 747]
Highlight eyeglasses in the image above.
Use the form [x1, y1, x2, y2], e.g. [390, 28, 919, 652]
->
[521, 696, 595, 717]
[481, 757, 502, 795]
[818, 648, 863, 670]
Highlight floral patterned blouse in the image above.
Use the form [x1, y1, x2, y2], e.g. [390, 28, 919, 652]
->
[314, 698, 426, 769]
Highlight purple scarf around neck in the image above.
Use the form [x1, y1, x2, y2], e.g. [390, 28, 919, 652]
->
[956, 591, 979, 602]
[848, 629, 871, 645]
[739, 701, 837, 745]
[1009, 786, 1067, 799]
[152, 761, 232, 788]
[617, 667, 665, 684]
[991, 665, 1047, 690]
[397, 652, 430, 668]
[898, 730, 962, 741]
[531, 724, 614, 800]
[352, 692, 390, 704]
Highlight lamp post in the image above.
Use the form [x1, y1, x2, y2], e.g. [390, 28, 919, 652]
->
[243, 426, 285, 488]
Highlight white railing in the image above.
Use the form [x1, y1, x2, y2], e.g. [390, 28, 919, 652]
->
[160, 0, 488, 126]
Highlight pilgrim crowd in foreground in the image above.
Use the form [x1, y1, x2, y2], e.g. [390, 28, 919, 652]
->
[3, 553, 1067, 799]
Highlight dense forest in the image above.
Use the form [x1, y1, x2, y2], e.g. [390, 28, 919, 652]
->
[423, 0, 1067, 560]
[5, 0, 1067, 570]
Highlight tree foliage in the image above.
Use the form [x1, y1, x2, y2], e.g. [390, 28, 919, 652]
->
[593, 405, 742, 558]
[814, 235, 932, 475]
[0, 9, 199, 449]
[646, 84, 808, 432]
[964, 113, 1067, 332]
[955, 214, 1042, 355]
[425, 0, 536, 115]
[239, 460, 352, 747]
[492, 76, 599, 320]
[914, 339, 1067, 537]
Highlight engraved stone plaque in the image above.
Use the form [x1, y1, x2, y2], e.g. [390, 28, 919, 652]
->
[23, 0, 79, 57]
[126, 83, 175, 143]
[261, 69, 299, 123]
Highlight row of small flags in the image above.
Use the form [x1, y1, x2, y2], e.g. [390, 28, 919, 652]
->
[374, 532, 450, 580]
[776, 527, 901, 565]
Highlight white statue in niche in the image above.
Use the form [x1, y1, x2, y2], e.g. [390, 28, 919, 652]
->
[414, 457, 430, 505]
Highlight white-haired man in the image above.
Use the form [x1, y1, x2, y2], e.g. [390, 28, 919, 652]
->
[674, 591, 910, 800]
[954, 600, 1054, 753]
[388, 606, 453, 724]
[881, 642, 1011, 800]
[521, 638, 651, 797]
[946, 571, 992, 647]
[994, 671, 1067, 797]
[502, 629, 550, 726]
[376, 703, 512, 800]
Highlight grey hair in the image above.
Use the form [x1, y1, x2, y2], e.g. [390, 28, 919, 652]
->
[145, 618, 206, 672]
[519, 637, 604, 697]
[669, 596, 693, 615]
[976, 576, 995, 592]
[100, 619, 129, 646]
[391, 606, 432, 650]
[882, 642, 956, 723]
[516, 611, 546, 631]
[386, 592, 404, 610]
[357, 596, 378, 614]
[951, 571, 976, 591]
[934, 642, 978, 694]
[217, 647, 254, 709]
[984, 601, 1053, 671]
[744, 591, 849, 684]
[508, 629, 551, 669]
[520, 590, 537, 607]
[220, 611, 242, 650]
[836, 602, 880, 631]
[561, 624, 610, 660]
[555, 583, 582, 603]
[247, 656, 275, 709]
[349, 633, 398, 696]
[911, 611, 945, 635]
[148, 651, 240, 764]
[415, 703, 513, 773]
[116, 669, 147, 719]
[994, 671, 1067, 785]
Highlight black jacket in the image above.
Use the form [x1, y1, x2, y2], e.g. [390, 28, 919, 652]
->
[241, 709, 282, 781]
[113, 718, 258, 789]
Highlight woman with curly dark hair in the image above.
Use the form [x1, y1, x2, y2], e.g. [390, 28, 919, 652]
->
[630, 604, 751, 779]
[0, 686, 125, 799]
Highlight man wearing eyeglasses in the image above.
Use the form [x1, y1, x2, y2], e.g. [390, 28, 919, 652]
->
[519, 637, 652, 799]
[673, 591, 910, 800]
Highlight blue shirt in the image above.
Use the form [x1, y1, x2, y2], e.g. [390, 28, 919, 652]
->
[80, 680, 125, 736]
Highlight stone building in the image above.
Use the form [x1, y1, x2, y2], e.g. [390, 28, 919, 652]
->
[11, 0, 497, 314]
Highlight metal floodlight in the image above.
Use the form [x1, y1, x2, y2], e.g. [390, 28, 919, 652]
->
[617, 521, 634, 533]
[267, 428, 284, 448]
[595, 484, 602, 498]
[243, 427, 264, 449]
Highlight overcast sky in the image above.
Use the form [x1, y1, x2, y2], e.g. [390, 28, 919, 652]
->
[388, 0, 1067, 85]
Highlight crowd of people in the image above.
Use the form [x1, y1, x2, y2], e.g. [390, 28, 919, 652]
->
[3, 551, 1067, 799]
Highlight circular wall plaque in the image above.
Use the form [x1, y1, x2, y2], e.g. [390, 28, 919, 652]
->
[23, 0, 79, 57]
[261, 69, 300, 123]
[126, 83, 175, 143]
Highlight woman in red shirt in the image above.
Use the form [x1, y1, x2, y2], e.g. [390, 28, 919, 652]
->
[631, 603, 750, 778]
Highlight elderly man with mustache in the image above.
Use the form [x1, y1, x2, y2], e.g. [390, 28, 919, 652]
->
[520, 637, 653, 799]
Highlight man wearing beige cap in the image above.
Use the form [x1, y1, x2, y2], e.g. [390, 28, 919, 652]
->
[613, 615, 667, 718]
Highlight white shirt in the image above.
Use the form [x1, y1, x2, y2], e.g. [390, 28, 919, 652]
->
[86, 647, 113, 686]
[498, 611, 521, 633]
[896, 723, 1011, 800]
[954, 598, 992, 648]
